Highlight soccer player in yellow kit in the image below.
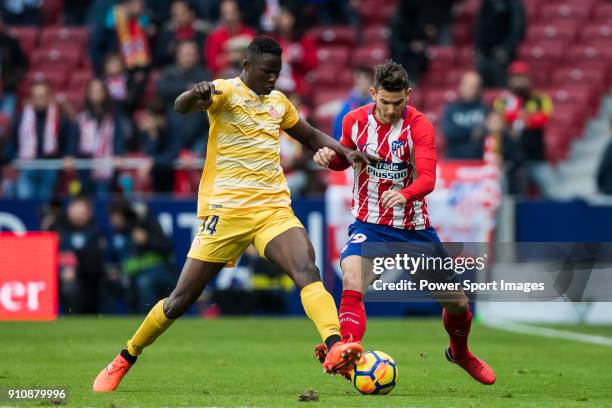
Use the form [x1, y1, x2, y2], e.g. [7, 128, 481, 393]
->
[93, 37, 369, 392]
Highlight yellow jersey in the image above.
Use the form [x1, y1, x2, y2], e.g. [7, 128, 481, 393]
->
[197, 77, 300, 218]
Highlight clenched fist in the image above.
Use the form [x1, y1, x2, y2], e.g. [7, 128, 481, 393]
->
[313, 147, 337, 167]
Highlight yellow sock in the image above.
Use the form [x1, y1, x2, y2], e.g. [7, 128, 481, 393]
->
[300, 281, 340, 342]
[126, 298, 175, 356]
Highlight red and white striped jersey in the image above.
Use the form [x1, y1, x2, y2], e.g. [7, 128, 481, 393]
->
[340, 104, 436, 230]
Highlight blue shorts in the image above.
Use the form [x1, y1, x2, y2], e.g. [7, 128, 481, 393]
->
[340, 219, 445, 262]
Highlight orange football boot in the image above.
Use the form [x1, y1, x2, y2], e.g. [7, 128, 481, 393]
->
[93, 351, 135, 392]
[322, 338, 363, 375]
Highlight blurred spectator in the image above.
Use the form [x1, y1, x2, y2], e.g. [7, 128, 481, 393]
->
[494, 61, 555, 197]
[390, 0, 430, 83]
[475, 0, 525, 87]
[421, 0, 458, 45]
[89, 0, 154, 75]
[270, 6, 317, 97]
[333, 67, 373, 140]
[218, 35, 250, 79]
[157, 40, 211, 153]
[205, 0, 256, 76]
[146, 0, 172, 26]
[73, 78, 127, 195]
[441, 71, 487, 159]
[154, 0, 208, 66]
[484, 110, 523, 194]
[6, 81, 75, 200]
[191, 0, 222, 28]
[597, 126, 612, 195]
[0, 16, 28, 117]
[139, 98, 182, 192]
[64, 0, 93, 25]
[56, 195, 107, 314]
[103, 53, 148, 116]
[236, 0, 266, 31]
[296, 0, 358, 26]
[1, 0, 41, 25]
[108, 199, 174, 313]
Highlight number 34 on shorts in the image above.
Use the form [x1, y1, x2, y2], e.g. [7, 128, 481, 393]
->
[202, 215, 219, 235]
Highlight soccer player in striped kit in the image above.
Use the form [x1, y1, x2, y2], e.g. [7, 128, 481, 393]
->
[313, 61, 496, 385]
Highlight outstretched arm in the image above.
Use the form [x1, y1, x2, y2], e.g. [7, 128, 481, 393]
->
[285, 118, 374, 168]
[174, 81, 222, 114]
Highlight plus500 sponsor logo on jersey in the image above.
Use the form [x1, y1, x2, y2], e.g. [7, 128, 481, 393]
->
[367, 161, 408, 181]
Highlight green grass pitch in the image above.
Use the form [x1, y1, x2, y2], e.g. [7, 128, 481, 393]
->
[1, 317, 611, 407]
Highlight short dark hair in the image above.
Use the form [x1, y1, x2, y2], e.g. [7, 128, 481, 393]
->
[374, 60, 410, 92]
[246, 36, 283, 60]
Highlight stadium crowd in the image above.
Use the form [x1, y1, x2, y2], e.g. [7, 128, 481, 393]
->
[2, 0, 610, 201]
[1, 0, 612, 313]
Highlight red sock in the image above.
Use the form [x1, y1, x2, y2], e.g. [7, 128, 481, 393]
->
[442, 305, 472, 360]
[339, 290, 366, 342]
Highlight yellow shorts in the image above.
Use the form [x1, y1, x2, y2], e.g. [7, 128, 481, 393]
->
[187, 206, 304, 267]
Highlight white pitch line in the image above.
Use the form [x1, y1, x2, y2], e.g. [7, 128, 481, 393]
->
[481, 318, 612, 347]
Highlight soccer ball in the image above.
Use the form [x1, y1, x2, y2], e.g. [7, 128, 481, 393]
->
[350, 350, 398, 395]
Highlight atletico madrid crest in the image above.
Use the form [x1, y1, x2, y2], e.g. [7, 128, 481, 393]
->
[391, 140, 406, 158]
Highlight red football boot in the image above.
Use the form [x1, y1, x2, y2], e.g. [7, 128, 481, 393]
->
[445, 347, 496, 385]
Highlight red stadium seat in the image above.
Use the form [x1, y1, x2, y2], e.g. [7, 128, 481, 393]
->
[547, 84, 595, 113]
[352, 46, 389, 68]
[7, 26, 38, 55]
[359, 1, 395, 24]
[522, 0, 543, 22]
[309, 66, 353, 88]
[308, 26, 357, 46]
[313, 89, 349, 108]
[313, 110, 335, 136]
[56, 88, 86, 111]
[455, 46, 475, 67]
[529, 70, 550, 89]
[362, 25, 390, 46]
[452, 23, 472, 46]
[549, 105, 586, 136]
[409, 91, 423, 110]
[317, 46, 350, 66]
[423, 89, 458, 112]
[419, 70, 448, 88]
[526, 20, 578, 42]
[69, 69, 93, 90]
[580, 23, 612, 42]
[567, 42, 612, 62]
[544, 125, 571, 162]
[25, 67, 68, 91]
[593, 3, 612, 23]
[518, 41, 564, 63]
[427, 46, 456, 67]
[40, 27, 89, 47]
[444, 69, 466, 88]
[551, 68, 606, 88]
[41, 0, 63, 25]
[31, 45, 82, 69]
[539, 3, 591, 22]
